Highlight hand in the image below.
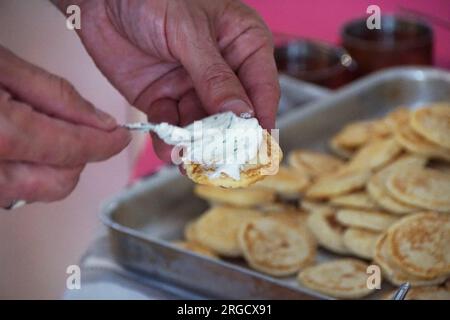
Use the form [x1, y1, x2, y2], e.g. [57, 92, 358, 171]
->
[64, 0, 280, 161]
[0, 46, 130, 207]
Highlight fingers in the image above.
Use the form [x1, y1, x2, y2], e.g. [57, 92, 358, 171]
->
[133, 66, 193, 115]
[146, 93, 207, 164]
[176, 35, 254, 117]
[0, 45, 117, 131]
[236, 45, 280, 130]
[221, 28, 280, 130]
[0, 97, 131, 167]
[147, 98, 179, 163]
[177, 90, 208, 126]
[0, 162, 83, 206]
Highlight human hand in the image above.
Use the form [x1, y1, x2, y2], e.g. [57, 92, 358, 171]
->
[0, 46, 130, 207]
[61, 0, 280, 162]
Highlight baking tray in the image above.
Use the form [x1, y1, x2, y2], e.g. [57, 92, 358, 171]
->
[278, 74, 332, 114]
[102, 67, 450, 299]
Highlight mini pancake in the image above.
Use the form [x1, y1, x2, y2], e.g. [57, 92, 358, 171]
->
[343, 228, 380, 260]
[287, 150, 344, 179]
[329, 138, 356, 159]
[253, 165, 310, 199]
[256, 202, 299, 213]
[184, 221, 198, 242]
[387, 212, 450, 279]
[373, 233, 447, 287]
[194, 184, 275, 208]
[410, 103, 450, 149]
[184, 131, 283, 188]
[366, 155, 426, 214]
[336, 209, 399, 232]
[306, 207, 348, 254]
[329, 192, 380, 211]
[265, 209, 310, 228]
[330, 120, 389, 149]
[300, 200, 330, 212]
[386, 167, 450, 212]
[393, 120, 450, 161]
[190, 206, 263, 257]
[347, 138, 402, 171]
[371, 119, 392, 138]
[172, 241, 218, 258]
[239, 216, 316, 277]
[305, 167, 371, 199]
[384, 107, 410, 131]
[297, 259, 374, 299]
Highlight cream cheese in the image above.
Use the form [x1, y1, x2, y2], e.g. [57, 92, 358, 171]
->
[152, 112, 263, 180]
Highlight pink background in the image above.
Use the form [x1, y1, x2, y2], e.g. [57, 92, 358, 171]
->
[132, 0, 450, 181]
[245, 0, 450, 69]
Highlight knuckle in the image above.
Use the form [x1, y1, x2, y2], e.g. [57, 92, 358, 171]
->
[203, 63, 236, 90]
[53, 75, 78, 104]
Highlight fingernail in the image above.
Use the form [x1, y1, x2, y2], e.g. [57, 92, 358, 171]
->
[96, 109, 117, 127]
[221, 99, 254, 116]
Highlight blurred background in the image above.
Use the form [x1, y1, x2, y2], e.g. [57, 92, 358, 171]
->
[0, 0, 448, 299]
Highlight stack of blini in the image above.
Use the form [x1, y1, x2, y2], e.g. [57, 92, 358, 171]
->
[175, 103, 450, 299]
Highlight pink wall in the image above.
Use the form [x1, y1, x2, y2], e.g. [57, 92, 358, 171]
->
[244, 0, 450, 68]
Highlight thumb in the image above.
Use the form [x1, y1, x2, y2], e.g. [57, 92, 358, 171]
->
[178, 40, 254, 117]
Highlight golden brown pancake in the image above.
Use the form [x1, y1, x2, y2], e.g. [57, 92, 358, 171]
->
[253, 165, 310, 199]
[239, 216, 316, 276]
[366, 155, 426, 214]
[387, 212, 450, 279]
[194, 184, 275, 208]
[343, 228, 380, 260]
[386, 167, 450, 212]
[410, 103, 450, 149]
[189, 206, 263, 257]
[330, 192, 380, 211]
[298, 259, 375, 299]
[336, 209, 399, 232]
[305, 167, 370, 199]
[373, 233, 447, 286]
[306, 207, 348, 254]
[184, 131, 283, 188]
[347, 138, 402, 171]
[288, 150, 344, 179]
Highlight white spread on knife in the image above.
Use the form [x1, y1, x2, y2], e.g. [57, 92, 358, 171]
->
[149, 112, 264, 180]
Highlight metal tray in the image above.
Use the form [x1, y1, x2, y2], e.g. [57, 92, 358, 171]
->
[102, 67, 450, 299]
